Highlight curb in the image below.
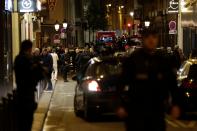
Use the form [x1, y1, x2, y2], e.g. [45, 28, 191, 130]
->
[32, 81, 57, 131]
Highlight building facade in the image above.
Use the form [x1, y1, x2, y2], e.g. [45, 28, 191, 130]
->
[139, 0, 178, 47]
[0, 0, 15, 97]
[180, 0, 197, 57]
[41, 0, 76, 48]
[104, 0, 136, 36]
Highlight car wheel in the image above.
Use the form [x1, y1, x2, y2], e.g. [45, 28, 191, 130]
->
[74, 95, 82, 117]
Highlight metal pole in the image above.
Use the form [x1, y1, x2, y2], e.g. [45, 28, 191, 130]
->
[177, 0, 183, 49]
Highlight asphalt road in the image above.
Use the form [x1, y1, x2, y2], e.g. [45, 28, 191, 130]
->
[42, 79, 197, 131]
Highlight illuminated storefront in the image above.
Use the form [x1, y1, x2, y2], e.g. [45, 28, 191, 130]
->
[180, 0, 197, 56]
[18, 0, 42, 47]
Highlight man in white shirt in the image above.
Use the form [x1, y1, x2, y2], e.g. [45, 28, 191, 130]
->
[51, 48, 59, 81]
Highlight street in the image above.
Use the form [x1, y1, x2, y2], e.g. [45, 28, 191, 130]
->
[42, 79, 197, 131]
[1, 0, 197, 131]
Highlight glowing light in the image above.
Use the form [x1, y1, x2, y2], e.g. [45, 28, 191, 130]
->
[63, 22, 68, 29]
[37, 0, 41, 11]
[88, 81, 101, 92]
[145, 21, 150, 27]
[130, 11, 134, 17]
[54, 21, 60, 31]
[181, 0, 193, 13]
[186, 92, 190, 98]
[127, 23, 131, 27]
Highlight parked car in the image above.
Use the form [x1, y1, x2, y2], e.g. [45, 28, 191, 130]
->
[74, 57, 126, 120]
[176, 59, 197, 116]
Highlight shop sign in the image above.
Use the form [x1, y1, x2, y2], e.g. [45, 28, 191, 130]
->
[168, 0, 179, 13]
[169, 21, 177, 34]
[18, 0, 37, 12]
[5, 0, 13, 11]
[53, 34, 60, 44]
[48, 0, 57, 11]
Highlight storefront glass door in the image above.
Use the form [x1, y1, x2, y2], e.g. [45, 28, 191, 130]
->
[183, 27, 197, 57]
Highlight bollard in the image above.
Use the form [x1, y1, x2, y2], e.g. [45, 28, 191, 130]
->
[12, 90, 18, 131]
[7, 93, 14, 131]
[2, 97, 9, 131]
[0, 102, 3, 131]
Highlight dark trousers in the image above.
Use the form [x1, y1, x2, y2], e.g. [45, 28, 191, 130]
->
[17, 109, 34, 131]
[47, 78, 53, 90]
[62, 65, 69, 81]
[16, 101, 37, 131]
[46, 72, 53, 90]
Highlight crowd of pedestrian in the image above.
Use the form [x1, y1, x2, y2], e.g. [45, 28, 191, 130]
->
[31, 45, 100, 83]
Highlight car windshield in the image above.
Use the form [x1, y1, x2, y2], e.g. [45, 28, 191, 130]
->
[94, 62, 122, 77]
[188, 64, 197, 80]
[85, 60, 122, 77]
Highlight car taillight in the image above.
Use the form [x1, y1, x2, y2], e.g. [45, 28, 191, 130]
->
[88, 81, 101, 92]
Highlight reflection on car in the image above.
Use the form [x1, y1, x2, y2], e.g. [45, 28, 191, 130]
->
[74, 57, 125, 120]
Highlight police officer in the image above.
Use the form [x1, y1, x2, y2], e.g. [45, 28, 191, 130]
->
[119, 27, 177, 131]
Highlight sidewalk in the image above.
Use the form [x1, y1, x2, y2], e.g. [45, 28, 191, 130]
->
[31, 81, 56, 131]
[42, 79, 76, 131]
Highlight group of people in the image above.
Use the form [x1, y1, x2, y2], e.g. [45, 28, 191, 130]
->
[32, 47, 56, 91]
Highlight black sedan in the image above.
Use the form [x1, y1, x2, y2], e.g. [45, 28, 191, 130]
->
[176, 59, 197, 116]
[74, 57, 126, 120]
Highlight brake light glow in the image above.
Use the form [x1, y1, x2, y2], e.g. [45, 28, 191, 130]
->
[88, 81, 101, 92]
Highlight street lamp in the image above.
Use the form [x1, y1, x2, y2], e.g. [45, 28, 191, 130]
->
[130, 11, 134, 17]
[180, 0, 192, 13]
[127, 23, 131, 36]
[145, 20, 150, 27]
[63, 19, 68, 29]
[54, 20, 60, 31]
[106, 4, 111, 7]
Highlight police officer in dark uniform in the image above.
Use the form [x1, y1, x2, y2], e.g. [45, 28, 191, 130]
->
[119, 27, 177, 131]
